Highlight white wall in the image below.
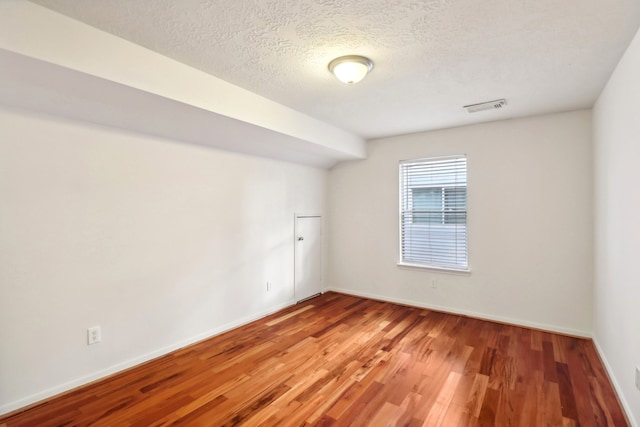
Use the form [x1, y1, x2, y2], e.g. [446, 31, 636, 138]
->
[0, 107, 326, 414]
[593, 26, 640, 426]
[327, 111, 593, 336]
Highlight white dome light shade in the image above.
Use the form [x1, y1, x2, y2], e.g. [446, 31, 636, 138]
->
[328, 55, 374, 84]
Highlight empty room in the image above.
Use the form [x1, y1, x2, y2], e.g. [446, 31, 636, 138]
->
[1, 0, 639, 425]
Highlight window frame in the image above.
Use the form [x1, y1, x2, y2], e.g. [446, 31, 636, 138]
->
[398, 155, 470, 273]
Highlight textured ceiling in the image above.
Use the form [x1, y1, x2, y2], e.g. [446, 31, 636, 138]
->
[28, 0, 640, 139]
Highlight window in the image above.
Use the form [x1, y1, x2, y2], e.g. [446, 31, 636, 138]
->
[412, 187, 467, 225]
[399, 156, 468, 270]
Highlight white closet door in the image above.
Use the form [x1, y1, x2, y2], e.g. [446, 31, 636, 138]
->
[294, 215, 321, 302]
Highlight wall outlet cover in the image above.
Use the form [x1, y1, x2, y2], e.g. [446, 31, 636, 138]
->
[87, 326, 101, 345]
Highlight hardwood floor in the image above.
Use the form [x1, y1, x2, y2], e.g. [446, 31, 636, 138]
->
[0, 292, 628, 426]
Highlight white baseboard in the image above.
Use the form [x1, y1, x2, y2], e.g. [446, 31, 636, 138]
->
[327, 287, 591, 338]
[0, 299, 295, 417]
[592, 338, 638, 427]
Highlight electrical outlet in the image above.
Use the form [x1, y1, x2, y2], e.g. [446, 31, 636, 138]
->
[636, 366, 640, 390]
[267, 282, 271, 292]
[431, 279, 438, 289]
[87, 326, 101, 345]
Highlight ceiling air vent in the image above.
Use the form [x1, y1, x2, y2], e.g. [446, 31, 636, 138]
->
[463, 99, 506, 113]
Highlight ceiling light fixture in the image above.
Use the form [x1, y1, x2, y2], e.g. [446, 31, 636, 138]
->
[328, 55, 374, 84]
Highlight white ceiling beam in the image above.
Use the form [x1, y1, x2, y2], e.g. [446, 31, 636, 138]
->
[0, 1, 366, 167]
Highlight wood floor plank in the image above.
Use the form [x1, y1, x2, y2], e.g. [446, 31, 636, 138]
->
[422, 371, 461, 427]
[466, 373, 489, 418]
[0, 292, 629, 426]
[544, 380, 564, 426]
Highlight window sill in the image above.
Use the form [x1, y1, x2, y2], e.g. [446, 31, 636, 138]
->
[397, 262, 471, 275]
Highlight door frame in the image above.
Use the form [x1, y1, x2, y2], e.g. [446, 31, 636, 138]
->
[294, 213, 322, 303]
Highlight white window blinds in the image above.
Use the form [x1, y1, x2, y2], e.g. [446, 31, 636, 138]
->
[399, 156, 468, 270]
